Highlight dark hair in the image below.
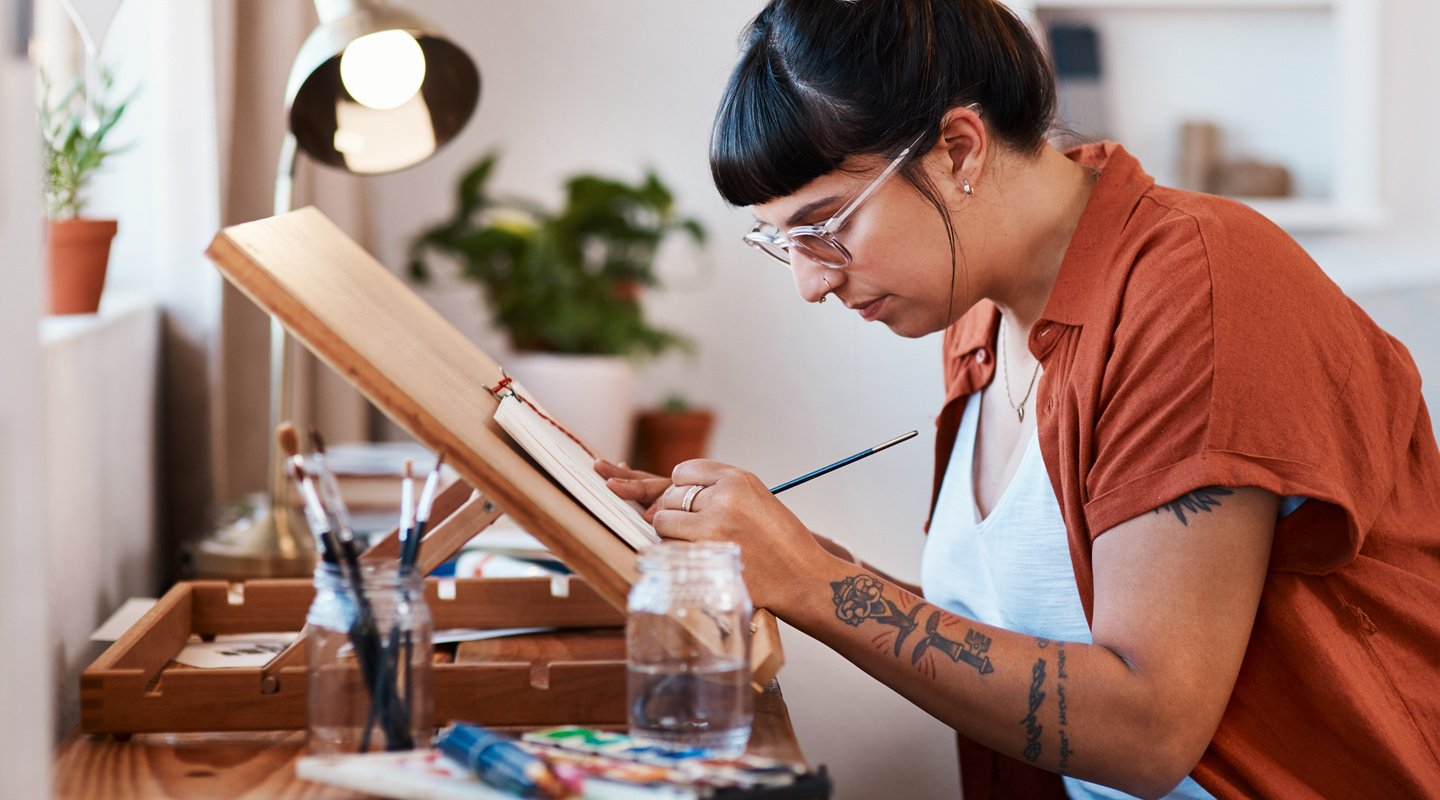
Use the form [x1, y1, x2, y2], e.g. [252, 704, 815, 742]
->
[710, 0, 1057, 208]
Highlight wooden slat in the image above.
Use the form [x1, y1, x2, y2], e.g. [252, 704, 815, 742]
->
[426, 578, 624, 629]
[84, 583, 194, 676]
[360, 477, 474, 564]
[413, 492, 504, 577]
[189, 580, 314, 634]
[750, 610, 784, 692]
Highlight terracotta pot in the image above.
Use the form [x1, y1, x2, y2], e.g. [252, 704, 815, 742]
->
[631, 408, 715, 477]
[47, 218, 118, 315]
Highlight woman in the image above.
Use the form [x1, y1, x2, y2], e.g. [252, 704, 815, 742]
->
[598, 1, 1440, 797]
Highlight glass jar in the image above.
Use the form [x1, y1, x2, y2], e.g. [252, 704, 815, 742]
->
[307, 562, 433, 754]
[626, 541, 754, 757]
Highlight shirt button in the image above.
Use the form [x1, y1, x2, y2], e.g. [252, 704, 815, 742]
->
[1046, 398, 1055, 412]
[974, 348, 987, 364]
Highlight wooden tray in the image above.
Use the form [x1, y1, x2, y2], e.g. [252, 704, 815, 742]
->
[80, 574, 627, 735]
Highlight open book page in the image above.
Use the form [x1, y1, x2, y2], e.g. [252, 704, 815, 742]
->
[493, 394, 661, 550]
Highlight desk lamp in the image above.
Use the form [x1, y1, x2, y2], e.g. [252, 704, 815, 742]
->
[191, 0, 479, 578]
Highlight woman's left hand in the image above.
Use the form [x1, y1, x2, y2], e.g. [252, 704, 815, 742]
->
[651, 459, 828, 614]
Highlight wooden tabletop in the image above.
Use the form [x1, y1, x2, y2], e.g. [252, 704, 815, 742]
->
[54, 680, 805, 799]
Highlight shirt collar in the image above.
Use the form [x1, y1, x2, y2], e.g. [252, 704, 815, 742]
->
[939, 143, 1154, 398]
[1039, 142, 1155, 327]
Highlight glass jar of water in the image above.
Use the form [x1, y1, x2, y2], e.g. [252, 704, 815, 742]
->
[626, 541, 754, 757]
[307, 562, 432, 754]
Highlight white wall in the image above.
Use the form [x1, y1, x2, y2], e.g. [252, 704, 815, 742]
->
[0, 0, 53, 794]
[360, 2, 1440, 798]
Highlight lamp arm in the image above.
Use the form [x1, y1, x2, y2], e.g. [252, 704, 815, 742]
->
[265, 132, 302, 559]
[275, 131, 298, 217]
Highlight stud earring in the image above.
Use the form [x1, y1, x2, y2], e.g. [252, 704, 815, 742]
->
[962, 178, 973, 197]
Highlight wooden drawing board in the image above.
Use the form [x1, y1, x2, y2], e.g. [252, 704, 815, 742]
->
[206, 207, 782, 684]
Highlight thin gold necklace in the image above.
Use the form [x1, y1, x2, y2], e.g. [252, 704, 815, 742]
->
[999, 319, 1041, 423]
[995, 167, 1088, 423]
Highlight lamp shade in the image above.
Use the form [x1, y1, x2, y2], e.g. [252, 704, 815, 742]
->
[284, 1, 479, 174]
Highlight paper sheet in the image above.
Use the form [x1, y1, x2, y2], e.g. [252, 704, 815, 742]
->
[90, 597, 158, 642]
[173, 632, 298, 669]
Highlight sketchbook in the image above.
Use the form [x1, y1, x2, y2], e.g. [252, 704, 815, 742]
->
[493, 393, 661, 551]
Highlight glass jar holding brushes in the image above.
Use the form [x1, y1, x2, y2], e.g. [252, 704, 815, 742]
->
[278, 423, 446, 754]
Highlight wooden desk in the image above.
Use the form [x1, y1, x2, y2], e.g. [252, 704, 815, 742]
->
[55, 682, 803, 799]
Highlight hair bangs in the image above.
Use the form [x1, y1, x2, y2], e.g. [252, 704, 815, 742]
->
[709, 38, 840, 209]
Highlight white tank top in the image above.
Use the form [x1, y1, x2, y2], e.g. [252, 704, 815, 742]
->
[922, 391, 1215, 800]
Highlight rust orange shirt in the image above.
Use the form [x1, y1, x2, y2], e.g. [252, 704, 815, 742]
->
[931, 143, 1440, 798]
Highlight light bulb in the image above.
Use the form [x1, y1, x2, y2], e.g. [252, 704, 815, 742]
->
[339, 30, 427, 111]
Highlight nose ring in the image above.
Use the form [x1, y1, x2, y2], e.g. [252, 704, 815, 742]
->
[818, 275, 831, 304]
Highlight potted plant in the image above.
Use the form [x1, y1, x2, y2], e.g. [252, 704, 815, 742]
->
[632, 393, 717, 477]
[39, 68, 130, 315]
[408, 153, 706, 459]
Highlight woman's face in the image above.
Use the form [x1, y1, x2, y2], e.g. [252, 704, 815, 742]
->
[751, 153, 968, 338]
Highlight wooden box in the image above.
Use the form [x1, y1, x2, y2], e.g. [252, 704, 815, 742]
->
[81, 575, 626, 736]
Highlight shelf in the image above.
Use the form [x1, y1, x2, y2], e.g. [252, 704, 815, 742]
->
[1017, 0, 1382, 235]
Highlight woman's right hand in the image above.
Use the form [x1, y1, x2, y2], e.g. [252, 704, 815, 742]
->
[594, 459, 672, 522]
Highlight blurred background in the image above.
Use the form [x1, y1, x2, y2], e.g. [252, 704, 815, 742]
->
[4, 1, 1439, 797]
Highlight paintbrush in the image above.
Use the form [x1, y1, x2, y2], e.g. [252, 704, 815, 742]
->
[280, 424, 406, 750]
[404, 452, 446, 573]
[395, 453, 443, 740]
[378, 459, 418, 746]
[281, 429, 392, 742]
[278, 424, 340, 565]
[397, 458, 416, 574]
[309, 428, 364, 566]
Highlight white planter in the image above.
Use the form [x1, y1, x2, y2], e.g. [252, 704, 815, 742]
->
[505, 353, 637, 462]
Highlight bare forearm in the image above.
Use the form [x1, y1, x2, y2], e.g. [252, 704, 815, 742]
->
[775, 554, 1190, 796]
[811, 533, 924, 596]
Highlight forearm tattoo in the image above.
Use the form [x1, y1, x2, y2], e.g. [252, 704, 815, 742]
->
[1154, 486, 1233, 526]
[830, 575, 923, 656]
[1020, 653, 1047, 763]
[831, 577, 1078, 770]
[831, 574, 995, 677]
[912, 611, 996, 675]
[1057, 641, 1073, 775]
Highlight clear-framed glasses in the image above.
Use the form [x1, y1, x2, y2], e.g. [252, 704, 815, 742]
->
[743, 132, 926, 269]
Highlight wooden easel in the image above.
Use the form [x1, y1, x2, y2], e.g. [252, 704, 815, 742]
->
[208, 207, 783, 690]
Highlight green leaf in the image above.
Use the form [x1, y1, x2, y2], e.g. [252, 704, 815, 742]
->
[404, 153, 709, 359]
[36, 66, 135, 218]
[457, 152, 499, 218]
